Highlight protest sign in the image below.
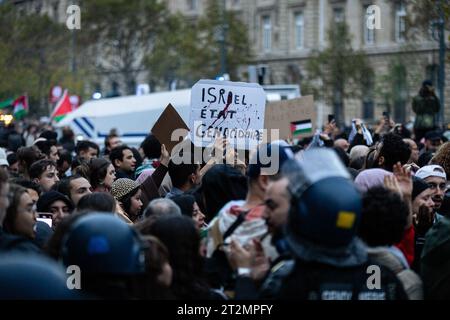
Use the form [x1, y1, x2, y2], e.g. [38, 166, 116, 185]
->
[151, 103, 189, 153]
[189, 80, 266, 150]
[264, 95, 316, 141]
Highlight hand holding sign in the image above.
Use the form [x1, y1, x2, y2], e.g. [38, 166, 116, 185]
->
[264, 96, 316, 141]
[189, 80, 266, 150]
[151, 104, 189, 154]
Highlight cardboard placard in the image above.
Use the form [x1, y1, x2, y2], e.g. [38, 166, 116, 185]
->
[264, 96, 316, 141]
[189, 80, 266, 150]
[151, 104, 189, 153]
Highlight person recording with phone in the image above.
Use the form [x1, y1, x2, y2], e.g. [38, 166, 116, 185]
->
[307, 115, 337, 150]
[36, 191, 74, 230]
[348, 118, 373, 151]
[373, 112, 396, 142]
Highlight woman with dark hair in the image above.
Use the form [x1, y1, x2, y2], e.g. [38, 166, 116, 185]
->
[74, 158, 115, 192]
[146, 215, 223, 300]
[4, 184, 37, 241]
[111, 178, 143, 224]
[171, 194, 206, 230]
[87, 158, 116, 192]
[76, 192, 117, 213]
[140, 235, 174, 299]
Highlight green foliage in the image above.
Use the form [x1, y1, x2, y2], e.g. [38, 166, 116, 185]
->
[1, 0, 252, 116]
[0, 4, 86, 116]
[374, 51, 423, 118]
[409, 0, 450, 32]
[145, 0, 252, 88]
[80, 0, 170, 94]
[303, 23, 371, 122]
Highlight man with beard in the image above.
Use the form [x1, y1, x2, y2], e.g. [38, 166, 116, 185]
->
[227, 161, 294, 299]
[263, 177, 290, 253]
[230, 150, 407, 300]
[415, 165, 447, 221]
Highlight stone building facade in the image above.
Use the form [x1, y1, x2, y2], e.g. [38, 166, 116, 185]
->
[168, 0, 450, 125]
[9, 0, 450, 125]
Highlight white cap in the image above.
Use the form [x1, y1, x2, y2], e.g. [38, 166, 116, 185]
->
[416, 165, 447, 180]
[0, 148, 8, 167]
[32, 137, 47, 145]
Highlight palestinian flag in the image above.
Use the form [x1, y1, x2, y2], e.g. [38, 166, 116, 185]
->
[291, 119, 312, 136]
[0, 98, 13, 109]
[12, 95, 28, 120]
[51, 89, 72, 122]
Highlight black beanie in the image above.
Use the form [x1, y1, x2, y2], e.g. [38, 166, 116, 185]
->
[39, 130, 58, 142]
[36, 191, 74, 213]
[412, 176, 430, 200]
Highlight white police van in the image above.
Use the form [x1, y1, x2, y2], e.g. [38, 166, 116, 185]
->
[55, 84, 300, 148]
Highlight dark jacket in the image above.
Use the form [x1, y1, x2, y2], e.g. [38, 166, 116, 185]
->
[412, 94, 440, 129]
[140, 163, 168, 208]
[421, 216, 450, 299]
[115, 169, 135, 180]
[234, 255, 294, 300]
[274, 259, 408, 300]
[0, 227, 41, 254]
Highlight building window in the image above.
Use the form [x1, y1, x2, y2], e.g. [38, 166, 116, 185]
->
[52, 2, 59, 21]
[187, 0, 198, 11]
[426, 64, 438, 88]
[362, 73, 375, 120]
[333, 7, 345, 24]
[395, 2, 406, 42]
[34, 1, 42, 14]
[262, 15, 272, 52]
[364, 5, 375, 45]
[295, 12, 304, 49]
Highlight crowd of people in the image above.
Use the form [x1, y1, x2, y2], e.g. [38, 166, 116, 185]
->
[0, 81, 450, 300]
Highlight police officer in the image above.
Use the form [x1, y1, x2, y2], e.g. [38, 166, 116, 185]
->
[61, 213, 146, 299]
[275, 149, 407, 300]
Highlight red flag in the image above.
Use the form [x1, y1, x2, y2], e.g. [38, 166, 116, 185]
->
[51, 90, 72, 122]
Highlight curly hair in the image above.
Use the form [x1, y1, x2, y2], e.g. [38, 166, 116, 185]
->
[379, 133, 411, 171]
[140, 134, 161, 160]
[359, 186, 408, 247]
[431, 142, 450, 178]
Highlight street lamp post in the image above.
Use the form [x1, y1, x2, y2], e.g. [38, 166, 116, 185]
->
[219, 0, 228, 77]
[438, 0, 446, 126]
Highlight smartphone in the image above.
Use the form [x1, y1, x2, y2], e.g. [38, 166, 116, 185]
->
[37, 213, 53, 228]
[328, 114, 335, 123]
[383, 111, 390, 120]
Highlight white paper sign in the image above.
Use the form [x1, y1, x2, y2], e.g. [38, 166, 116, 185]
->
[189, 80, 266, 149]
